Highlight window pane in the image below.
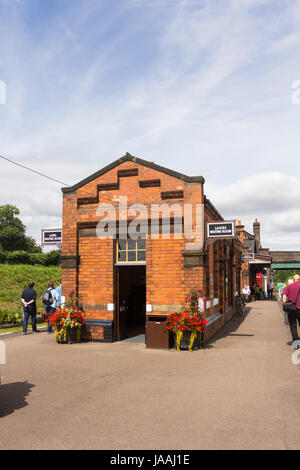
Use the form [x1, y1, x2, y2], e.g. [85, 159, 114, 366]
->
[128, 251, 137, 262]
[137, 239, 145, 250]
[128, 239, 136, 250]
[137, 251, 146, 261]
[118, 240, 126, 251]
[118, 251, 126, 262]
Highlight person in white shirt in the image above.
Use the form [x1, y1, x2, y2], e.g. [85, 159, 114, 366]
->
[242, 286, 250, 303]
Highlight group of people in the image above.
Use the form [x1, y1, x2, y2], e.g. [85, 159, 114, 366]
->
[242, 284, 262, 301]
[242, 281, 280, 302]
[20, 274, 300, 343]
[21, 280, 62, 335]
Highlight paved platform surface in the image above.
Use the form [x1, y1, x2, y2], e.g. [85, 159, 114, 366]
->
[0, 300, 300, 450]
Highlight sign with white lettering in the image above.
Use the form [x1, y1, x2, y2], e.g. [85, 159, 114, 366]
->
[207, 221, 235, 238]
[241, 253, 255, 261]
[42, 229, 62, 245]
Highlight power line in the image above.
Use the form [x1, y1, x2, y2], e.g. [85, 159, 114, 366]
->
[0, 154, 69, 187]
[0, 153, 119, 205]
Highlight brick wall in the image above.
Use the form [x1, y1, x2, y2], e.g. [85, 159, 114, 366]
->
[61, 157, 240, 343]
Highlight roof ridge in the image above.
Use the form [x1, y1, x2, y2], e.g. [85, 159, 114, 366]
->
[62, 153, 205, 193]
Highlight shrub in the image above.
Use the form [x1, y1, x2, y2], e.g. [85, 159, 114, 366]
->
[0, 250, 60, 266]
[0, 250, 7, 263]
[45, 250, 60, 266]
[0, 309, 23, 325]
[29, 253, 47, 265]
[7, 251, 33, 265]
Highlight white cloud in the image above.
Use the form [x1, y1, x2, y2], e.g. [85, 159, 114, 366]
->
[205, 172, 300, 250]
[0, 0, 300, 251]
[207, 172, 300, 215]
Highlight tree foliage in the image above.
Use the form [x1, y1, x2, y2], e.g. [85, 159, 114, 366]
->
[273, 269, 298, 285]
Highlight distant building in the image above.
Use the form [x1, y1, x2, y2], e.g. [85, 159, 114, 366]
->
[237, 219, 272, 295]
[237, 219, 300, 295]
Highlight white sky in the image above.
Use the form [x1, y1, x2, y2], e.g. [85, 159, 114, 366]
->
[0, 0, 300, 250]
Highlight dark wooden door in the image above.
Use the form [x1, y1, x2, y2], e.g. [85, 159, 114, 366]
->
[116, 267, 127, 340]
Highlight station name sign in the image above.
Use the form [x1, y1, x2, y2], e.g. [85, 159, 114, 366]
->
[241, 253, 255, 261]
[42, 229, 62, 245]
[207, 221, 235, 238]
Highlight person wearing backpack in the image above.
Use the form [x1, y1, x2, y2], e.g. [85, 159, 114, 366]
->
[43, 282, 59, 334]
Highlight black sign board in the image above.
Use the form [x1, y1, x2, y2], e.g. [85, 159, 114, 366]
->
[42, 229, 62, 245]
[241, 253, 255, 261]
[207, 221, 235, 238]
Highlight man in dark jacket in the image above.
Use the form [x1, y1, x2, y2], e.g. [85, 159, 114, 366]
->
[21, 280, 38, 335]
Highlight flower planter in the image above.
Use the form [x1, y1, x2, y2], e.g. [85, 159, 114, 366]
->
[49, 306, 85, 344]
[56, 326, 80, 344]
[173, 330, 202, 351]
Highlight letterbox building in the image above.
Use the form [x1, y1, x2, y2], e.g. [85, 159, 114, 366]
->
[61, 153, 242, 346]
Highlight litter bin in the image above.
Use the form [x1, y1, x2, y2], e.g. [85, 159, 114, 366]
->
[146, 316, 172, 349]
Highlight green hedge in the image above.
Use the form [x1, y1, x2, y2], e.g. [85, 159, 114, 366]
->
[0, 309, 23, 325]
[0, 250, 60, 266]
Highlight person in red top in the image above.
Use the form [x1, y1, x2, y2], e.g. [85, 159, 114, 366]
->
[283, 274, 300, 342]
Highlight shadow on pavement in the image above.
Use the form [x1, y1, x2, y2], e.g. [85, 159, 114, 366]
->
[0, 381, 35, 418]
[204, 307, 253, 348]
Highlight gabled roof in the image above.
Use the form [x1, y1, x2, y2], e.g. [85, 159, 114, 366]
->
[62, 152, 205, 193]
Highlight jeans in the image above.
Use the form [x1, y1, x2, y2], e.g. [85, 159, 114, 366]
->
[23, 309, 37, 333]
[287, 309, 300, 341]
[268, 289, 274, 300]
[45, 306, 56, 333]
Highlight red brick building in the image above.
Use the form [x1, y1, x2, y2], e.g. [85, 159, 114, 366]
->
[61, 153, 242, 344]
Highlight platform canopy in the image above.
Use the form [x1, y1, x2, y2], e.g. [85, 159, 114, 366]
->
[271, 263, 300, 269]
[249, 259, 271, 265]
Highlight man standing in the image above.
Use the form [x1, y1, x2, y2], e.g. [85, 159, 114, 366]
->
[277, 281, 284, 299]
[21, 280, 38, 335]
[44, 282, 59, 334]
[55, 279, 62, 308]
[269, 280, 274, 300]
[283, 274, 300, 342]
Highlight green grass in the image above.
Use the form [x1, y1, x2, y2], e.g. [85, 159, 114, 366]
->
[0, 322, 47, 334]
[0, 264, 61, 316]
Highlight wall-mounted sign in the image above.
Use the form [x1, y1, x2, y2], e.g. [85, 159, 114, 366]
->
[241, 253, 255, 261]
[42, 229, 62, 245]
[207, 221, 235, 238]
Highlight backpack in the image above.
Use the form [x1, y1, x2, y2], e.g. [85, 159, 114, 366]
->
[42, 289, 53, 306]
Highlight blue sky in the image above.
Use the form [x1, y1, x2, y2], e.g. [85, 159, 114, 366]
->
[1, 0, 300, 249]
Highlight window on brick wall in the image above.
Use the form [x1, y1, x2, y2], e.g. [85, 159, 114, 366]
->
[116, 239, 146, 264]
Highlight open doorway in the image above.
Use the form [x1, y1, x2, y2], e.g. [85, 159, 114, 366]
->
[116, 265, 146, 340]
